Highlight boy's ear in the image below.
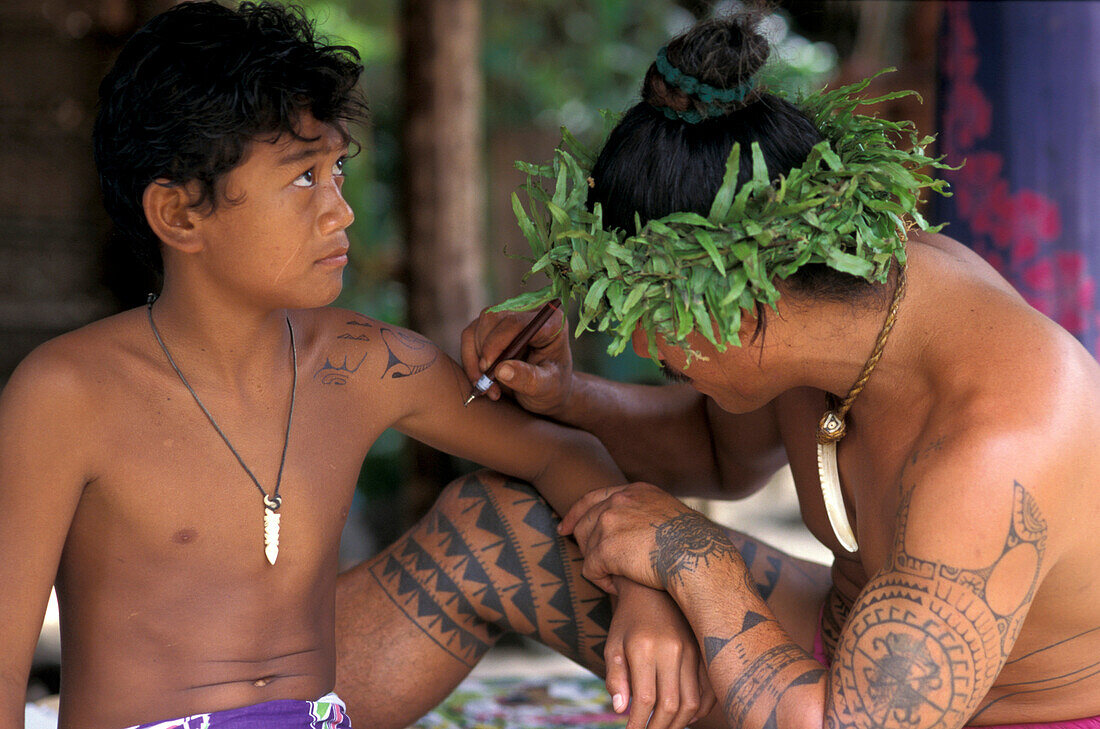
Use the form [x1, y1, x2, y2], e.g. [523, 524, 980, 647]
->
[142, 180, 205, 254]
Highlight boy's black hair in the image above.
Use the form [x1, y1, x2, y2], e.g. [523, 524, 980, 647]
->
[93, 1, 369, 273]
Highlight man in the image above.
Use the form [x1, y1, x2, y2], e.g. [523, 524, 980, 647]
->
[460, 16, 1100, 726]
[0, 4, 710, 728]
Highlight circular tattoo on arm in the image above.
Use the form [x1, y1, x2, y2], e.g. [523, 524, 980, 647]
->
[831, 482, 1048, 729]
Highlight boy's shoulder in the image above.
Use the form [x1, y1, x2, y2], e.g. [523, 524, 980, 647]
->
[7, 309, 141, 390]
[0, 309, 145, 437]
[301, 306, 447, 389]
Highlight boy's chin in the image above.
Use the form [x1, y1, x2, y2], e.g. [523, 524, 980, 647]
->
[283, 280, 344, 311]
[312, 286, 344, 309]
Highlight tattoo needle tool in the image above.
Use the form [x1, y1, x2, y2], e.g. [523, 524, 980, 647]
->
[464, 299, 562, 406]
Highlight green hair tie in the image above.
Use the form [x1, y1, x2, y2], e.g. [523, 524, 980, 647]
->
[654, 45, 755, 123]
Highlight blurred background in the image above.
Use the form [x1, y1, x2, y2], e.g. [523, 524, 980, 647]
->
[3, 0, 1097, 704]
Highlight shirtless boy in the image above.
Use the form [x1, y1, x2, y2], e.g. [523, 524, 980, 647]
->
[0, 3, 713, 728]
[460, 13, 1100, 729]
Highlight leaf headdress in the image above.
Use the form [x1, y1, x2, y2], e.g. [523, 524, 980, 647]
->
[493, 69, 955, 358]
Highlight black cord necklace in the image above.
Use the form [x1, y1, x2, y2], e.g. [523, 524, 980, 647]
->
[146, 294, 296, 565]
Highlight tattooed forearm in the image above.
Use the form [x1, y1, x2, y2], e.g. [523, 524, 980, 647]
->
[704, 611, 777, 666]
[650, 511, 741, 589]
[831, 481, 1047, 728]
[723, 643, 824, 728]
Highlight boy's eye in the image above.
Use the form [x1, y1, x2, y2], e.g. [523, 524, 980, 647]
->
[292, 170, 314, 188]
[333, 158, 345, 176]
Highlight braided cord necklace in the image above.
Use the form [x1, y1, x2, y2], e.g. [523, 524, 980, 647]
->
[814, 262, 907, 553]
[146, 295, 296, 565]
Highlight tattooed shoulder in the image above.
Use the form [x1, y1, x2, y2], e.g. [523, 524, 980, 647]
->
[314, 313, 375, 386]
[378, 327, 438, 380]
[313, 314, 440, 386]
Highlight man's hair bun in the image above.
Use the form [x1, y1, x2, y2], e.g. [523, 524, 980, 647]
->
[643, 12, 770, 121]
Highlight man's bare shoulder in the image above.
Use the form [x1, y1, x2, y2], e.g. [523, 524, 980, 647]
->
[907, 344, 1100, 562]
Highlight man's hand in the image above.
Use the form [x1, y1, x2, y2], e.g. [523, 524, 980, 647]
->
[607, 580, 716, 729]
[460, 307, 574, 417]
[560, 483, 720, 594]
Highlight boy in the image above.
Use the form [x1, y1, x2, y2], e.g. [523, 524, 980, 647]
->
[0, 4, 709, 728]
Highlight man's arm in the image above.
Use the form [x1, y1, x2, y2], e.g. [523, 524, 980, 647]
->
[460, 308, 786, 496]
[0, 347, 91, 727]
[563, 438, 1058, 729]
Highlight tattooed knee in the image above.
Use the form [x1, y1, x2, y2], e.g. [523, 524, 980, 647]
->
[434, 471, 552, 529]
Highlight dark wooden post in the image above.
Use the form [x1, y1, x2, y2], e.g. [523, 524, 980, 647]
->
[0, 0, 173, 385]
[399, 0, 485, 522]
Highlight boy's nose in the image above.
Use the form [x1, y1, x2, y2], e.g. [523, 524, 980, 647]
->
[320, 184, 354, 234]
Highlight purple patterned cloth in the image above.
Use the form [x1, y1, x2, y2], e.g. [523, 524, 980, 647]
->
[937, 1, 1100, 355]
[122, 692, 351, 729]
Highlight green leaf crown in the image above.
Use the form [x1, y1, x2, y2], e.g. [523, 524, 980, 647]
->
[493, 69, 955, 358]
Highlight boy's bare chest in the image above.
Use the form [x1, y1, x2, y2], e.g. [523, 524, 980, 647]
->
[65, 371, 381, 577]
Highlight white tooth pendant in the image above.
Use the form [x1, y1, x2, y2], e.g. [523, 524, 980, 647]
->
[263, 495, 282, 565]
[817, 439, 858, 553]
[815, 410, 858, 553]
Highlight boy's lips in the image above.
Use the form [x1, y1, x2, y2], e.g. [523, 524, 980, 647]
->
[317, 247, 349, 265]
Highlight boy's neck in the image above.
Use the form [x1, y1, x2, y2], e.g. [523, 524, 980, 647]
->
[148, 283, 297, 389]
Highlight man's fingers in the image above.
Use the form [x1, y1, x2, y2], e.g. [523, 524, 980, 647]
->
[459, 310, 530, 382]
[559, 484, 626, 537]
[604, 643, 630, 715]
[491, 359, 546, 399]
[581, 556, 615, 595]
[458, 317, 484, 384]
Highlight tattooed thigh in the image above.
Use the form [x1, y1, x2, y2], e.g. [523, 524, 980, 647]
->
[369, 471, 612, 669]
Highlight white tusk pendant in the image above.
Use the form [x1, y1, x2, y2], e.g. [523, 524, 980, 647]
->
[264, 505, 281, 565]
[817, 440, 858, 553]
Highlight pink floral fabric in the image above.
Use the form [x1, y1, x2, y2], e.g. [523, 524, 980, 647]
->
[938, 2, 1100, 352]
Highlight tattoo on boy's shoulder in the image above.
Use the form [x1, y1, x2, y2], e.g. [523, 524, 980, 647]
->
[315, 318, 373, 386]
[831, 481, 1048, 729]
[379, 327, 437, 380]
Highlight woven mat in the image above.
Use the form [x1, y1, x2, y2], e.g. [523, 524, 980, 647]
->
[412, 676, 627, 729]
